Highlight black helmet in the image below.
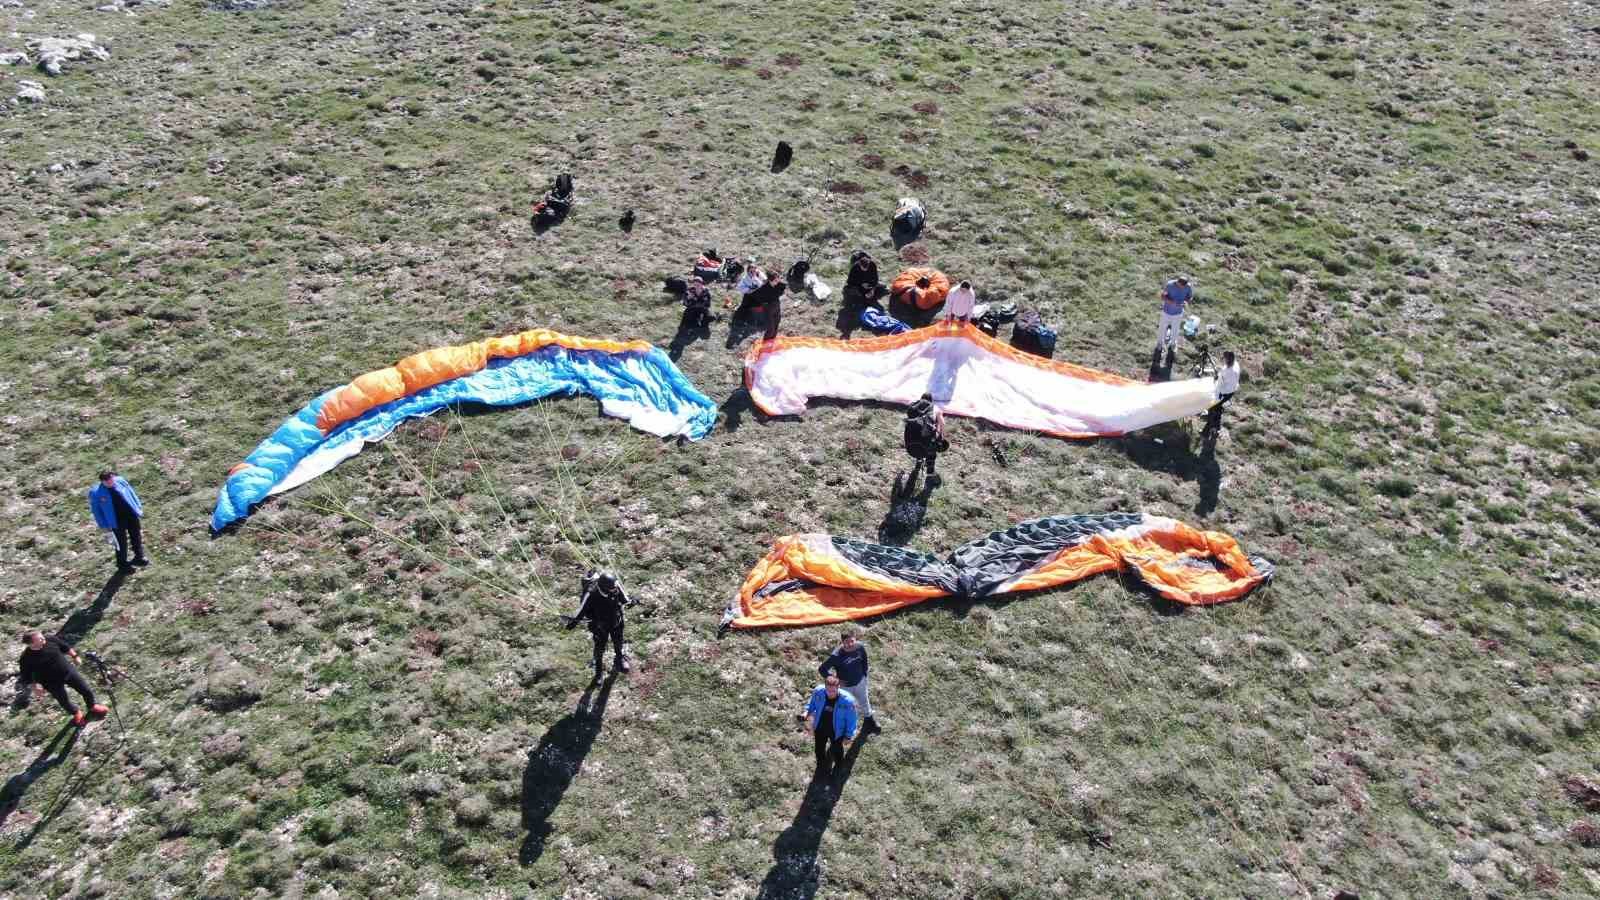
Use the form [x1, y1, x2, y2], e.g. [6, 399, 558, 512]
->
[596, 572, 617, 590]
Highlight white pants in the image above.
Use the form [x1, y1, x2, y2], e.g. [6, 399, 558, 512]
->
[1155, 311, 1184, 351]
[841, 678, 873, 719]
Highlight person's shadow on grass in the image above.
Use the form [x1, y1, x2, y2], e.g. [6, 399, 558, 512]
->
[58, 569, 127, 648]
[1112, 422, 1223, 518]
[756, 734, 869, 900]
[519, 672, 617, 867]
[0, 723, 80, 832]
[876, 468, 937, 545]
[668, 311, 713, 362]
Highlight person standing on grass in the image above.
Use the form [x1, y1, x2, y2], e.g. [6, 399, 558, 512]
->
[903, 393, 948, 486]
[565, 571, 635, 680]
[819, 631, 878, 733]
[945, 280, 976, 325]
[88, 469, 147, 573]
[16, 630, 108, 727]
[803, 674, 858, 771]
[1154, 274, 1193, 356]
[762, 269, 786, 342]
[1206, 350, 1241, 433]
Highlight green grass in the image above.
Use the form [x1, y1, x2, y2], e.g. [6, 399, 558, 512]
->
[0, 0, 1597, 897]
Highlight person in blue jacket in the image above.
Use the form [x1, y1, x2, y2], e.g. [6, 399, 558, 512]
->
[804, 675, 858, 771]
[88, 470, 147, 572]
[819, 630, 878, 733]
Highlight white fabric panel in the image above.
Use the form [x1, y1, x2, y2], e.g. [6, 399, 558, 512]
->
[746, 328, 1216, 436]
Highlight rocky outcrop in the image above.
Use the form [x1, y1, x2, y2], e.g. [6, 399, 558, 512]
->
[25, 34, 110, 76]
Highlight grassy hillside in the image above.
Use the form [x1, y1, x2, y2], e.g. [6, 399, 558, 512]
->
[1, 0, 1597, 897]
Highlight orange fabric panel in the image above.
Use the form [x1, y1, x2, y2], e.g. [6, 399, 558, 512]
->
[729, 517, 1272, 629]
[730, 535, 944, 628]
[395, 343, 487, 394]
[890, 268, 952, 310]
[312, 329, 669, 436]
[315, 367, 407, 432]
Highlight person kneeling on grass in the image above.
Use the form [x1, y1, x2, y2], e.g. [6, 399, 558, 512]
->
[944, 280, 976, 325]
[804, 674, 858, 771]
[819, 630, 878, 733]
[16, 630, 108, 727]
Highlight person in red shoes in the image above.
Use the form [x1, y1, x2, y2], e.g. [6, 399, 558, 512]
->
[16, 630, 107, 726]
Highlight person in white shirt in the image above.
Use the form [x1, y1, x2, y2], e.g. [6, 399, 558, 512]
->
[945, 280, 976, 324]
[1206, 351, 1240, 433]
[735, 260, 765, 297]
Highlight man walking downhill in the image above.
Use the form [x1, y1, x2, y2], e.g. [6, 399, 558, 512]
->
[1154, 274, 1193, 361]
[566, 571, 635, 680]
[16, 630, 108, 727]
[88, 469, 147, 573]
[819, 631, 878, 733]
[803, 675, 858, 772]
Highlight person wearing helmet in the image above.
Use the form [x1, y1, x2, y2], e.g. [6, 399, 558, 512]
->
[1154, 274, 1193, 359]
[565, 570, 636, 679]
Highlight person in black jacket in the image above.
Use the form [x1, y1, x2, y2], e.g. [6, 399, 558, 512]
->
[734, 268, 787, 333]
[818, 630, 878, 732]
[845, 251, 885, 304]
[903, 393, 948, 485]
[566, 571, 635, 680]
[16, 631, 108, 727]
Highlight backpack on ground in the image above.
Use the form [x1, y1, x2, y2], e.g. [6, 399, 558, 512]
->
[975, 302, 1018, 337]
[663, 276, 688, 296]
[891, 197, 926, 245]
[1010, 309, 1056, 358]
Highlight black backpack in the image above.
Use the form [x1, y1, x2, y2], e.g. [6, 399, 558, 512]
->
[553, 173, 574, 200]
[903, 411, 938, 458]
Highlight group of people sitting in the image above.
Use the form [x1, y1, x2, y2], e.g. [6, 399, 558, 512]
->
[678, 249, 789, 342]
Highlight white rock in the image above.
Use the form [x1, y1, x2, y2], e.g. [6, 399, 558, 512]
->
[16, 79, 44, 103]
[0, 51, 29, 67]
[25, 35, 110, 76]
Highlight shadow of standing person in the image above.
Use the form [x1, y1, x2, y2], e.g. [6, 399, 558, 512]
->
[57, 569, 127, 648]
[756, 733, 869, 900]
[0, 724, 81, 831]
[876, 469, 936, 546]
[519, 672, 617, 867]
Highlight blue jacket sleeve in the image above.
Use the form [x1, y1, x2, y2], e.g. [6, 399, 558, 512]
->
[88, 487, 111, 529]
[804, 687, 822, 728]
[119, 479, 143, 517]
[837, 696, 858, 740]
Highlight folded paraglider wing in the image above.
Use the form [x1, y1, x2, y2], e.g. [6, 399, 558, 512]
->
[722, 512, 1274, 629]
[212, 329, 717, 532]
[890, 267, 950, 311]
